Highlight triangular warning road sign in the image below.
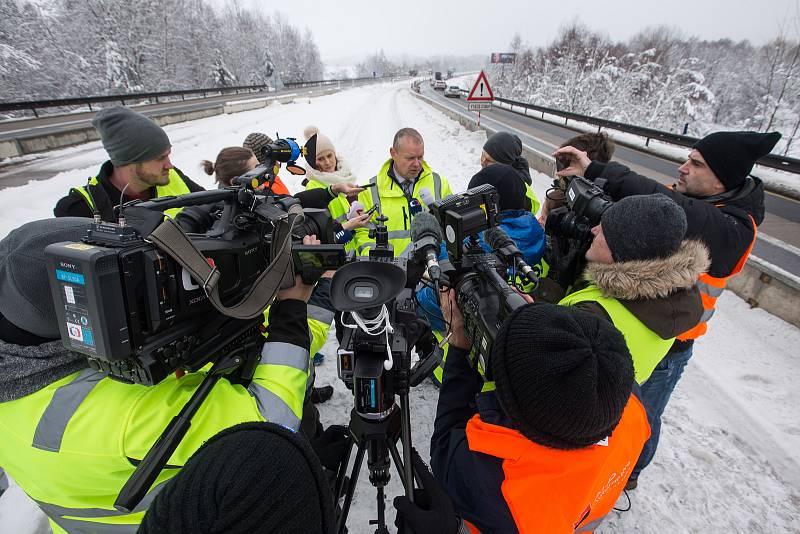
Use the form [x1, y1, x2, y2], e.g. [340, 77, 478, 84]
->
[467, 71, 494, 101]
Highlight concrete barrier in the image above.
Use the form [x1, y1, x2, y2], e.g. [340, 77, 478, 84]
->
[410, 90, 556, 177]
[0, 139, 22, 159]
[727, 256, 800, 328]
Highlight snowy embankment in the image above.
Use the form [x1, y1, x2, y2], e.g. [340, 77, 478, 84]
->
[0, 81, 798, 533]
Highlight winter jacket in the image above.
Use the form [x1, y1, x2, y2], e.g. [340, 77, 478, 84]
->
[53, 160, 204, 222]
[0, 298, 310, 533]
[353, 159, 452, 257]
[584, 161, 762, 344]
[430, 346, 649, 534]
[560, 240, 709, 383]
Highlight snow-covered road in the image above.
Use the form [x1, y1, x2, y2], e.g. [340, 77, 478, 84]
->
[1, 81, 798, 533]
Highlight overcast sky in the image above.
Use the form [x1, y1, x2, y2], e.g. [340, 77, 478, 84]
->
[231, 0, 799, 63]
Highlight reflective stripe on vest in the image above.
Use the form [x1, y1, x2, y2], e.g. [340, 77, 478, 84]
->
[34, 476, 173, 533]
[432, 172, 443, 200]
[465, 395, 649, 534]
[32, 369, 104, 452]
[247, 342, 309, 430]
[677, 214, 758, 341]
[308, 304, 335, 326]
[559, 284, 674, 384]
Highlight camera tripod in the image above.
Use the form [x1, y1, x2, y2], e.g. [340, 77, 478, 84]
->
[333, 389, 420, 534]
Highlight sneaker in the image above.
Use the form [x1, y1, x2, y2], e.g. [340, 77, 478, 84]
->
[311, 385, 334, 404]
[625, 476, 638, 491]
[313, 352, 325, 366]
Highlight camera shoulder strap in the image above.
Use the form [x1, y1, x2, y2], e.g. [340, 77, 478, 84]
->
[146, 205, 302, 320]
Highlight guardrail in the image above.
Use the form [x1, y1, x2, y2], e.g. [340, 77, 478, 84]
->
[461, 90, 800, 175]
[0, 75, 399, 117]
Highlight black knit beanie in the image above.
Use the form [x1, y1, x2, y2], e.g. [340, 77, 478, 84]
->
[693, 131, 781, 191]
[468, 164, 527, 212]
[92, 106, 171, 166]
[139, 422, 335, 534]
[483, 131, 531, 183]
[492, 304, 634, 450]
[600, 194, 687, 263]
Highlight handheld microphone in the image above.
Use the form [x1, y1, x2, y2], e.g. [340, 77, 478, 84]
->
[484, 226, 539, 285]
[410, 211, 444, 285]
[418, 188, 435, 207]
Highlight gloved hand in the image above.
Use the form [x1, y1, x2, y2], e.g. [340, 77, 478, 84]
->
[310, 425, 351, 471]
[393, 449, 460, 534]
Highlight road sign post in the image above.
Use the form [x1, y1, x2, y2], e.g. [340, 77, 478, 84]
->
[466, 71, 494, 127]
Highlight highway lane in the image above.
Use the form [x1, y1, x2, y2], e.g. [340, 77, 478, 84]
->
[420, 84, 800, 277]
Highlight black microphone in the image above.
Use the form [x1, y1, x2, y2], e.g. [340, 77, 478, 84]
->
[484, 226, 539, 284]
[410, 211, 444, 285]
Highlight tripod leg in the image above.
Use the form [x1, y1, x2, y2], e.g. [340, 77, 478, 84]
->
[375, 485, 389, 534]
[334, 437, 354, 502]
[336, 440, 367, 534]
[388, 440, 407, 488]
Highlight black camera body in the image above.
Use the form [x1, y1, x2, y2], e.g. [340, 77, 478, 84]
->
[46, 187, 345, 386]
[543, 177, 614, 288]
[429, 185, 528, 380]
[545, 177, 613, 242]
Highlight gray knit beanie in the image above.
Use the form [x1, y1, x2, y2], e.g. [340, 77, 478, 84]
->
[243, 132, 275, 164]
[0, 218, 93, 338]
[601, 194, 687, 263]
[92, 106, 171, 166]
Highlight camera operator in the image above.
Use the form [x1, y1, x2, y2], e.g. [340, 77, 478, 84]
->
[553, 130, 780, 489]
[551, 194, 709, 385]
[0, 218, 336, 533]
[399, 291, 650, 533]
[421, 165, 546, 386]
[53, 106, 205, 222]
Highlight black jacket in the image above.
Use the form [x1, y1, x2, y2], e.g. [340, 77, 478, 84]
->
[53, 160, 204, 221]
[584, 161, 764, 279]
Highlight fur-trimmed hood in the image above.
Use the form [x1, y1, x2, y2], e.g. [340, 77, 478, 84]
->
[582, 240, 710, 339]
[304, 156, 356, 186]
[584, 240, 710, 300]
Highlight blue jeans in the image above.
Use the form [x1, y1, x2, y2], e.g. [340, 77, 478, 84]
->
[632, 344, 694, 479]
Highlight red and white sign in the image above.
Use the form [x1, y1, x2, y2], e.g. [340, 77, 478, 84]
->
[467, 71, 494, 102]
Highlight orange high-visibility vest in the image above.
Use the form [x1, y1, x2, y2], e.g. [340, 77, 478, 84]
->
[677, 214, 757, 341]
[465, 395, 650, 534]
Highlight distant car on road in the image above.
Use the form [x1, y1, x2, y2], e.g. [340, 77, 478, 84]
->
[444, 85, 461, 98]
[434, 80, 446, 90]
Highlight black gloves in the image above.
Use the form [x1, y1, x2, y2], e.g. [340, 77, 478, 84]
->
[310, 424, 351, 472]
[393, 449, 461, 534]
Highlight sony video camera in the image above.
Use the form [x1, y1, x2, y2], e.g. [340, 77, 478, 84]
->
[329, 209, 437, 420]
[46, 161, 345, 386]
[428, 185, 532, 380]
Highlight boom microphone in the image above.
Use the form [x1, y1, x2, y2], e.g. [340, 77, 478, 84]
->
[484, 226, 539, 285]
[411, 211, 444, 285]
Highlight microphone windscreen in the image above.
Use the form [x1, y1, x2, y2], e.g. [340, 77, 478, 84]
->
[411, 211, 443, 243]
[484, 226, 513, 250]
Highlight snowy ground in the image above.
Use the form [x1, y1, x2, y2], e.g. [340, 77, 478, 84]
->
[0, 80, 798, 533]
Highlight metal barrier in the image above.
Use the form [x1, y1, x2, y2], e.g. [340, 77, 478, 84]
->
[463, 90, 800, 175]
[0, 75, 399, 117]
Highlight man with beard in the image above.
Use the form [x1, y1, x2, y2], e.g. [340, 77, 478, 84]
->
[54, 106, 203, 222]
[553, 129, 781, 490]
